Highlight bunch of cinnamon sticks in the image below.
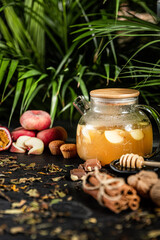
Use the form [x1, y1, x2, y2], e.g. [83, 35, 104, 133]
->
[83, 168, 140, 214]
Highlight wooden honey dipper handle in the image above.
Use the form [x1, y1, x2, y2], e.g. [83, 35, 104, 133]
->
[143, 161, 160, 168]
[119, 153, 160, 169]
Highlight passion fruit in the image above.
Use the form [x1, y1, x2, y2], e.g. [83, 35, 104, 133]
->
[0, 127, 12, 151]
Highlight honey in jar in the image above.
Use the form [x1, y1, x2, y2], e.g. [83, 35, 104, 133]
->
[75, 88, 160, 166]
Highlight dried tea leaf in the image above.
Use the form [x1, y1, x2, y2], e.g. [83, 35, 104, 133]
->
[19, 177, 41, 184]
[0, 224, 7, 235]
[0, 190, 12, 202]
[51, 176, 65, 182]
[26, 189, 40, 198]
[10, 226, 25, 234]
[2, 172, 12, 174]
[12, 200, 26, 208]
[39, 230, 49, 236]
[0, 208, 25, 214]
[37, 172, 47, 175]
[0, 178, 5, 185]
[19, 163, 26, 167]
[50, 226, 62, 235]
[65, 165, 74, 167]
[44, 164, 63, 173]
[26, 163, 36, 169]
[10, 179, 19, 184]
[67, 196, 72, 201]
[20, 186, 28, 190]
[50, 199, 62, 205]
[148, 230, 160, 238]
[84, 218, 97, 224]
[11, 185, 19, 192]
[0, 174, 5, 177]
[55, 190, 66, 198]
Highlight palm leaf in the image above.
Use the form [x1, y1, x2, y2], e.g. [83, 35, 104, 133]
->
[2, 59, 19, 101]
[18, 69, 42, 81]
[21, 73, 48, 113]
[8, 74, 24, 126]
[68, 86, 77, 120]
[74, 66, 89, 100]
[0, 58, 10, 85]
[50, 75, 63, 126]
[22, 83, 45, 112]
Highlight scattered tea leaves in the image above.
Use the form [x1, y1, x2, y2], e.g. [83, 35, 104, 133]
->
[44, 164, 63, 173]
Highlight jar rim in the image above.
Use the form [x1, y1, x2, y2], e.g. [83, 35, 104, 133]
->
[90, 88, 140, 99]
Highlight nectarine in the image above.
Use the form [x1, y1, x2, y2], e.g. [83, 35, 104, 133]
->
[36, 128, 63, 147]
[24, 137, 44, 155]
[55, 126, 68, 141]
[20, 110, 51, 131]
[11, 127, 36, 141]
[10, 135, 44, 155]
[10, 142, 26, 153]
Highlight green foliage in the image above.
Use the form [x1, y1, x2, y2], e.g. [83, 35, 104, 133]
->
[72, 1, 160, 103]
[0, 0, 159, 125]
[0, 0, 97, 124]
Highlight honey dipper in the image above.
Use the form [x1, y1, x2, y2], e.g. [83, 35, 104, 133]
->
[119, 153, 160, 169]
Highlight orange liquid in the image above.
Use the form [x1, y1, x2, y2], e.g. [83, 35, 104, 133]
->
[76, 123, 153, 166]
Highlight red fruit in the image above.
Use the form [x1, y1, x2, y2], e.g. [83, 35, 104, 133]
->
[37, 128, 63, 147]
[20, 110, 51, 131]
[0, 127, 12, 151]
[11, 127, 36, 141]
[55, 126, 68, 141]
[10, 142, 26, 153]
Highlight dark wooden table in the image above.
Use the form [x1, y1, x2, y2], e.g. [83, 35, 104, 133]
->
[0, 120, 160, 240]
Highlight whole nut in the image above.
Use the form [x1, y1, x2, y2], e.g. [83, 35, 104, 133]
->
[127, 175, 138, 188]
[137, 180, 150, 198]
[127, 170, 158, 198]
[150, 180, 160, 207]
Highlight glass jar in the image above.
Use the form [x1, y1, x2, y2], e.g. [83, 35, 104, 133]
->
[75, 88, 160, 166]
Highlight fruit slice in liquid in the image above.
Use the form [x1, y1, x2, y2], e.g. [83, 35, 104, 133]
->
[76, 123, 153, 166]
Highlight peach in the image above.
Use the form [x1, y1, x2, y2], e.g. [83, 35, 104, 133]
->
[36, 127, 63, 147]
[55, 126, 68, 141]
[24, 137, 44, 155]
[11, 127, 36, 141]
[10, 142, 26, 153]
[20, 110, 51, 131]
[10, 136, 44, 155]
[16, 136, 31, 150]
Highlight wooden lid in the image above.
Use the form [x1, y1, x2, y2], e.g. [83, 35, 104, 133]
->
[90, 88, 140, 99]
